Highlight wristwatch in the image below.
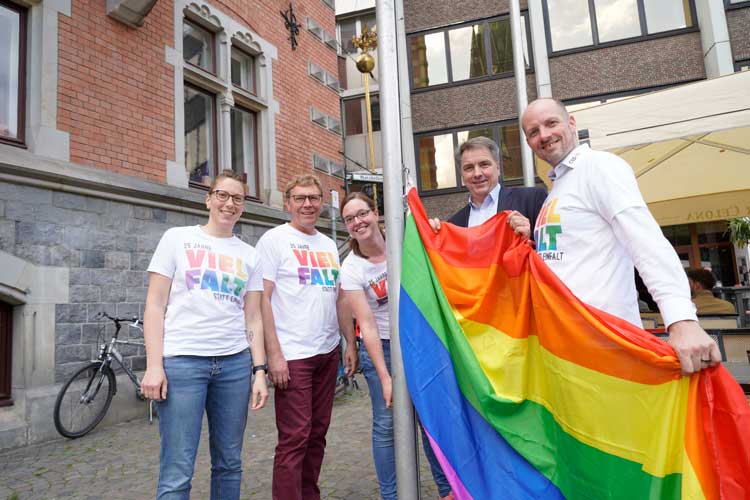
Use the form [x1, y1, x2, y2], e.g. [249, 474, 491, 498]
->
[252, 364, 268, 374]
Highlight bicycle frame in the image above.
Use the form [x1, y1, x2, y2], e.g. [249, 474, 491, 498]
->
[89, 317, 145, 400]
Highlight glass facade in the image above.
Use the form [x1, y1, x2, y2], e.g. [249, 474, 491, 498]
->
[417, 123, 527, 193]
[546, 0, 694, 51]
[410, 15, 530, 89]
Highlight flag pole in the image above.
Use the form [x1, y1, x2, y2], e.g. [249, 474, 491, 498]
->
[510, 0, 536, 187]
[377, 0, 420, 497]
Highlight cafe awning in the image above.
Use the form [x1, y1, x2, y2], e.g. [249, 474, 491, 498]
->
[564, 71, 750, 226]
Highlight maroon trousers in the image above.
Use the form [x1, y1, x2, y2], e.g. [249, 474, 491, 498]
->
[272, 347, 338, 500]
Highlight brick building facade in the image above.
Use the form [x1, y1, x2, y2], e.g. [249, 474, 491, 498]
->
[0, 0, 344, 448]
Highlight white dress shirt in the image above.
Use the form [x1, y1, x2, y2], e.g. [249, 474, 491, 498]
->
[467, 183, 501, 228]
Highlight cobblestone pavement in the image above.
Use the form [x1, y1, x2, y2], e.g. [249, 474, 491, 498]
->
[0, 377, 441, 500]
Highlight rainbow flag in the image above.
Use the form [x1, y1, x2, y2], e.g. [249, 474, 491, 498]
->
[400, 188, 750, 500]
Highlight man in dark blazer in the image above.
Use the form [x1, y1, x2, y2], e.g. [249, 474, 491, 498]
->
[430, 137, 547, 237]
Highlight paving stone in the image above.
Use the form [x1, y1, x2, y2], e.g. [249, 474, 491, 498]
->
[0, 379, 441, 499]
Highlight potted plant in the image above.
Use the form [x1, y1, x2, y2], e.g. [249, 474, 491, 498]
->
[728, 217, 750, 248]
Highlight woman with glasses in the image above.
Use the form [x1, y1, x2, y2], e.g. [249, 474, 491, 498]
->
[340, 192, 454, 500]
[141, 170, 269, 499]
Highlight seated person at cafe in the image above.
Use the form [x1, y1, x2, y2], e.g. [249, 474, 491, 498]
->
[686, 268, 736, 315]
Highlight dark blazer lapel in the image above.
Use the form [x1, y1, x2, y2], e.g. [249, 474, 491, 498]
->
[496, 186, 512, 213]
[448, 203, 471, 227]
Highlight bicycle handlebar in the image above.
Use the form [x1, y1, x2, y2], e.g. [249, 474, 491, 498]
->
[98, 312, 141, 324]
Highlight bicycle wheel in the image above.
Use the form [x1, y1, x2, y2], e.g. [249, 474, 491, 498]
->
[53, 361, 116, 438]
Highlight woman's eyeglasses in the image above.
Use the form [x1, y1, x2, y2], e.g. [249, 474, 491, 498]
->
[343, 209, 372, 225]
[211, 190, 246, 205]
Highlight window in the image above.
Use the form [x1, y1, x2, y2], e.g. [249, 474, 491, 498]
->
[183, 20, 215, 73]
[0, 0, 25, 146]
[418, 133, 456, 191]
[231, 48, 255, 94]
[337, 12, 378, 91]
[409, 14, 531, 89]
[343, 95, 380, 136]
[339, 18, 358, 54]
[230, 107, 258, 198]
[416, 122, 526, 193]
[338, 14, 376, 55]
[449, 24, 488, 81]
[184, 84, 216, 185]
[642, 0, 692, 34]
[595, 0, 641, 43]
[545, 0, 695, 52]
[410, 33, 449, 88]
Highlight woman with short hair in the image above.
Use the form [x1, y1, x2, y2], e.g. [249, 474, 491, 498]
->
[141, 170, 268, 499]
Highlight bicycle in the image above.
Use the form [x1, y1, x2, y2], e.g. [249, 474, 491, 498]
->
[53, 312, 152, 438]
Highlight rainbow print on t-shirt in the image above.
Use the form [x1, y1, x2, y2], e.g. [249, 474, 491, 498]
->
[291, 244, 339, 289]
[183, 245, 248, 305]
[535, 197, 563, 259]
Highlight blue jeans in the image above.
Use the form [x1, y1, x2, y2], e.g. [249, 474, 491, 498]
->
[156, 349, 251, 500]
[360, 341, 451, 499]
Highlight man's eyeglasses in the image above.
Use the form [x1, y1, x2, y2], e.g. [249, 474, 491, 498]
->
[211, 189, 245, 205]
[343, 209, 372, 225]
[289, 194, 323, 204]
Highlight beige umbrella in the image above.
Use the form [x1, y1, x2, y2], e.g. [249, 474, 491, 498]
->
[544, 72, 750, 226]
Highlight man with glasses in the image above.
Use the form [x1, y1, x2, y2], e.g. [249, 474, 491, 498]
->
[429, 136, 547, 237]
[256, 174, 357, 500]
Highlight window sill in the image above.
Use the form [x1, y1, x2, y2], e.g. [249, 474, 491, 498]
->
[233, 86, 267, 111]
[0, 137, 26, 149]
[184, 64, 226, 94]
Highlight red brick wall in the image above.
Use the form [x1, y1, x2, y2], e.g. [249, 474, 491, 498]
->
[57, 0, 174, 183]
[57, 0, 344, 199]
[232, 0, 344, 198]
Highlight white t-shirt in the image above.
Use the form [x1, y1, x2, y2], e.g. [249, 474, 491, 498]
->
[256, 223, 341, 360]
[147, 225, 263, 357]
[534, 145, 648, 326]
[340, 253, 389, 340]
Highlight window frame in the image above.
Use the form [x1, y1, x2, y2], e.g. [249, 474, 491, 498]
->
[229, 104, 260, 200]
[725, 0, 750, 9]
[230, 46, 256, 95]
[542, 0, 698, 56]
[414, 120, 533, 196]
[183, 18, 217, 75]
[0, 0, 26, 148]
[336, 11, 377, 56]
[342, 93, 381, 137]
[407, 12, 534, 93]
[184, 81, 219, 189]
